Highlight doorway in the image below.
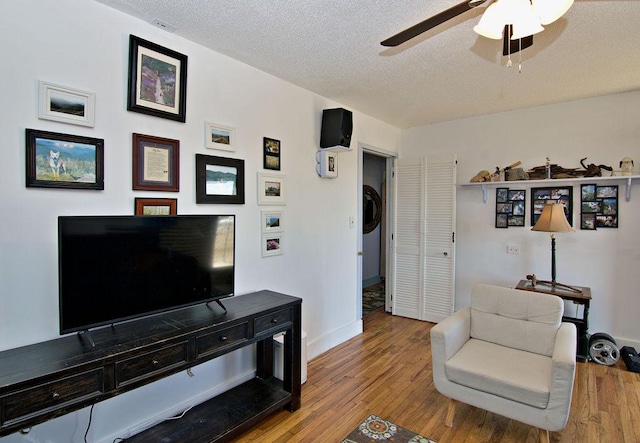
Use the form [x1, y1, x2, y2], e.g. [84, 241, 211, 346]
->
[359, 144, 395, 318]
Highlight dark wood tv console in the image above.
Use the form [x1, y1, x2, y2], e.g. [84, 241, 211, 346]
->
[0, 291, 302, 441]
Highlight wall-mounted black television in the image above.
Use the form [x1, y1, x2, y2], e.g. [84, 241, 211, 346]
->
[58, 215, 235, 335]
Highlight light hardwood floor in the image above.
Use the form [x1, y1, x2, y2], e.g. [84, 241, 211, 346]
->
[234, 308, 640, 442]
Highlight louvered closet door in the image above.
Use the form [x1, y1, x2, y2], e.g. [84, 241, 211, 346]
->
[392, 154, 456, 322]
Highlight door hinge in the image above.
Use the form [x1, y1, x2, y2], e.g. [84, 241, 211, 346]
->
[452, 232, 455, 243]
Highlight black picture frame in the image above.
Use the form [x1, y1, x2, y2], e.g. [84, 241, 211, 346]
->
[581, 184, 618, 229]
[132, 133, 180, 192]
[263, 137, 281, 170]
[25, 128, 104, 190]
[196, 154, 245, 204]
[495, 187, 526, 228]
[531, 186, 573, 227]
[127, 35, 188, 122]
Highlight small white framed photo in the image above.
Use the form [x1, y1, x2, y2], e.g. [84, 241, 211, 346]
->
[261, 210, 283, 233]
[205, 121, 235, 152]
[262, 233, 283, 257]
[39, 81, 96, 127]
[258, 172, 286, 205]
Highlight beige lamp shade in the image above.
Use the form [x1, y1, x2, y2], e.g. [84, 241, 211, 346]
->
[531, 202, 574, 233]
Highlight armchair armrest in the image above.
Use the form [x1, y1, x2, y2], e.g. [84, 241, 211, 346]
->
[545, 322, 577, 430]
[431, 306, 471, 362]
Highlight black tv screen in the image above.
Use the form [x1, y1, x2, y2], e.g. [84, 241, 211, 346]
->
[58, 215, 235, 334]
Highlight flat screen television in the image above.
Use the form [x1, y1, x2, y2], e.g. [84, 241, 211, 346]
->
[58, 215, 235, 335]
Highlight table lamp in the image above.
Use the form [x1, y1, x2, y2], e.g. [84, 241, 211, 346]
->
[531, 201, 574, 287]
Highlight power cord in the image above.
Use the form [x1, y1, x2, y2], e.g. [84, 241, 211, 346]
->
[84, 404, 95, 443]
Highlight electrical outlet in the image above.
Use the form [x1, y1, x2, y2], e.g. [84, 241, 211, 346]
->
[507, 244, 520, 255]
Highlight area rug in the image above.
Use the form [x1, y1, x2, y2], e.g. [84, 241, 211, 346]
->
[342, 414, 436, 443]
[362, 283, 385, 316]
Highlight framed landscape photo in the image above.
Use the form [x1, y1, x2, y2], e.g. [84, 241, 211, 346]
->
[38, 81, 95, 127]
[261, 210, 283, 233]
[25, 128, 104, 190]
[258, 172, 286, 205]
[205, 122, 235, 152]
[262, 233, 283, 257]
[195, 154, 245, 204]
[263, 137, 281, 170]
[127, 35, 188, 122]
[134, 198, 177, 215]
[132, 133, 179, 192]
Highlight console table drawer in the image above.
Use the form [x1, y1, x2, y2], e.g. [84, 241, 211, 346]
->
[255, 308, 292, 335]
[116, 341, 188, 387]
[1, 368, 104, 426]
[196, 323, 248, 358]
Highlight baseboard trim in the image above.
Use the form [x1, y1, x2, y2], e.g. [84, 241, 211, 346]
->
[307, 319, 363, 361]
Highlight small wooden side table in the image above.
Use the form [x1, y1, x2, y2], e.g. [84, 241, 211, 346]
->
[515, 279, 592, 361]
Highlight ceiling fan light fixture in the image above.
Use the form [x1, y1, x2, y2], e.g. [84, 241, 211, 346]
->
[532, 0, 574, 25]
[510, 0, 545, 39]
[473, 2, 507, 39]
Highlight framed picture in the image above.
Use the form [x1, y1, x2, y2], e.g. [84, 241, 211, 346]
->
[205, 122, 235, 152]
[317, 150, 338, 179]
[531, 186, 573, 227]
[263, 137, 281, 170]
[262, 233, 283, 257]
[581, 184, 618, 229]
[495, 188, 526, 228]
[127, 35, 188, 122]
[132, 133, 179, 192]
[25, 128, 104, 190]
[261, 210, 283, 233]
[135, 198, 177, 215]
[38, 81, 95, 127]
[258, 172, 286, 205]
[195, 154, 245, 204]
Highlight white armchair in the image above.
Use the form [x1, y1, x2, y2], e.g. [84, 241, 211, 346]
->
[430, 284, 577, 443]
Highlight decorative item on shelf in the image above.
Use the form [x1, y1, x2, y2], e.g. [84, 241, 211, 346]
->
[470, 169, 492, 183]
[620, 157, 635, 176]
[498, 161, 521, 181]
[580, 157, 613, 177]
[531, 202, 574, 288]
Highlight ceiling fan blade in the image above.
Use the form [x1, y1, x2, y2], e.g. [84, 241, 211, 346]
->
[502, 25, 534, 55]
[381, 0, 486, 47]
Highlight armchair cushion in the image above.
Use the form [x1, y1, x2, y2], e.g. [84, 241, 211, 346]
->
[470, 284, 563, 357]
[445, 338, 552, 408]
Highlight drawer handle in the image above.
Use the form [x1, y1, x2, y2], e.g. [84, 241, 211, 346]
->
[271, 318, 278, 324]
[52, 392, 60, 400]
[220, 336, 228, 342]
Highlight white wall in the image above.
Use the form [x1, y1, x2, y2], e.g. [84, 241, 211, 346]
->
[402, 91, 640, 349]
[0, 1, 400, 441]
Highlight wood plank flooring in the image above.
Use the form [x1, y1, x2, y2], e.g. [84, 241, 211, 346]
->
[233, 308, 640, 442]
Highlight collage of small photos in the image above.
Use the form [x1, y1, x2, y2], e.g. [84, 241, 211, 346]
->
[580, 184, 618, 229]
[495, 188, 526, 228]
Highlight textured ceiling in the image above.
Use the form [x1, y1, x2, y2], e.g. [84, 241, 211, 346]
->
[94, 0, 640, 128]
